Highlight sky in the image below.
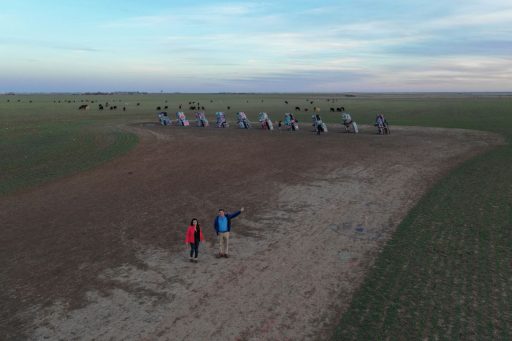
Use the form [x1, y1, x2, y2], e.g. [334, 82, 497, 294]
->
[1, 0, 511, 92]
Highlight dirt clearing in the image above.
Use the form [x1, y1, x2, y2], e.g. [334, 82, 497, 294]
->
[0, 124, 503, 340]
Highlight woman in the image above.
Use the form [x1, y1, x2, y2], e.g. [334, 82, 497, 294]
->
[185, 218, 205, 263]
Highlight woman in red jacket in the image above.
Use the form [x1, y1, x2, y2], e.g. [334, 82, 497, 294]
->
[185, 218, 205, 263]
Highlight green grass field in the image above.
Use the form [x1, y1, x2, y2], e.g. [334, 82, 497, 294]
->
[331, 94, 512, 340]
[1, 93, 511, 339]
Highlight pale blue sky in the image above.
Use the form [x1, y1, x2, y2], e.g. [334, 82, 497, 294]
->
[1, 0, 511, 92]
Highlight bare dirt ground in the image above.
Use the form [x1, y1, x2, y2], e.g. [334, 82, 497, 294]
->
[0, 123, 504, 340]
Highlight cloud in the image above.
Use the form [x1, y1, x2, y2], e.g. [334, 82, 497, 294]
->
[0, 36, 101, 53]
[101, 3, 265, 29]
[418, 8, 512, 36]
[101, 14, 176, 28]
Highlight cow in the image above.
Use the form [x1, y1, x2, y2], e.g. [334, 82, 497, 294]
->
[336, 107, 342, 112]
[304, 108, 309, 112]
[227, 106, 231, 110]
[98, 104, 104, 110]
[78, 104, 89, 110]
[285, 100, 288, 104]
[156, 106, 161, 110]
[310, 101, 314, 104]
[295, 106, 301, 111]
[179, 104, 182, 109]
[136, 102, 140, 106]
[201, 106, 205, 110]
[123, 106, 126, 111]
[164, 105, 168, 109]
[190, 106, 196, 110]
[330, 108, 335, 112]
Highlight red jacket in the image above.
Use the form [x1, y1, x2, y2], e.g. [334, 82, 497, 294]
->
[185, 225, 205, 244]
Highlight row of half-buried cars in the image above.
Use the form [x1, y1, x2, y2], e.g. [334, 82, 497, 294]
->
[157, 111, 389, 134]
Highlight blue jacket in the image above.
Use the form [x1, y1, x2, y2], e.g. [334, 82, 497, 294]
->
[214, 211, 241, 234]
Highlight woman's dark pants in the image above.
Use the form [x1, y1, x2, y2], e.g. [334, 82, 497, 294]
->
[190, 243, 199, 258]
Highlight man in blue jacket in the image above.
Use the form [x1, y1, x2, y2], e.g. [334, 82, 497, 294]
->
[214, 207, 244, 258]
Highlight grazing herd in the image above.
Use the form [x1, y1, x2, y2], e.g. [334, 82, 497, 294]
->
[74, 98, 344, 115]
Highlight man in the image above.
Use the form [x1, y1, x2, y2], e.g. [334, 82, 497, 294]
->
[214, 207, 244, 258]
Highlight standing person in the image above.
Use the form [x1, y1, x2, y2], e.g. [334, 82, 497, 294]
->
[185, 218, 205, 263]
[214, 207, 244, 258]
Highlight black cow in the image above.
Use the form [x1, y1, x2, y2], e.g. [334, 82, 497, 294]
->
[227, 106, 231, 110]
[179, 104, 182, 109]
[330, 108, 335, 112]
[123, 106, 126, 111]
[190, 106, 196, 110]
[99, 104, 104, 110]
[78, 104, 89, 110]
[295, 106, 301, 111]
[285, 100, 288, 104]
[156, 106, 161, 110]
[164, 105, 168, 109]
[136, 102, 140, 106]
